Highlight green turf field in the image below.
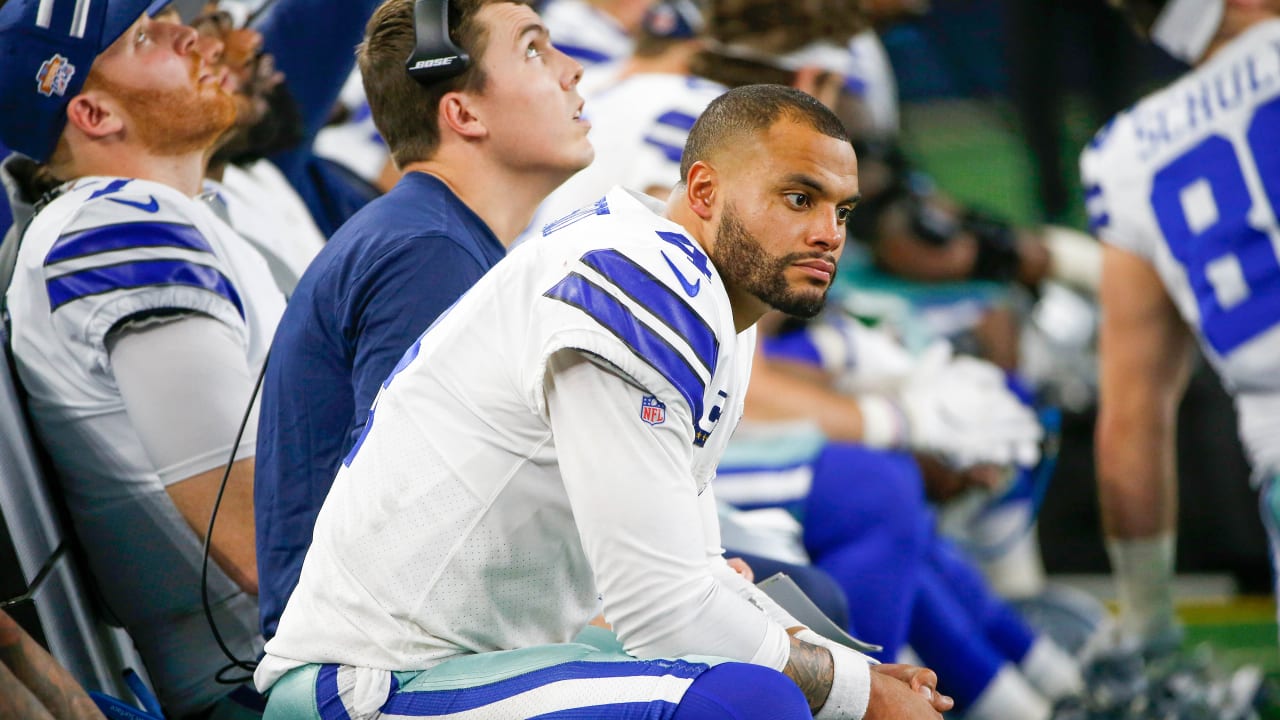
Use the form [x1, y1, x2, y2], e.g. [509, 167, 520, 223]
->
[1182, 598, 1280, 717]
[898, 97, 1097, 230]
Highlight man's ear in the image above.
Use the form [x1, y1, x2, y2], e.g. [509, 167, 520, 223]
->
[684, 160, 717, 221]
[64, 91, 126, 141]
[438, 90, 487, 141]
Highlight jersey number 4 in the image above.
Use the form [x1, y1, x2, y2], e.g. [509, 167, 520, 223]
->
[1151, 96, 1280, 355]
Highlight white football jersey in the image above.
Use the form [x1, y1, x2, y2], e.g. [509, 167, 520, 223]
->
[208, 159, 326, 293]
[259, 187, 763, 685]
[541, 0, 635, 68]
[1081, 19, 1280, 474]
[520, 72, 727, 245]
[5, 176, 285, 710]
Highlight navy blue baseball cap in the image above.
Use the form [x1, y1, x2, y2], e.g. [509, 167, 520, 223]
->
[0, 0, 197, 163]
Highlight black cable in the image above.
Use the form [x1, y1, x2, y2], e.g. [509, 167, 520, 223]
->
[200, 354, 270, 682]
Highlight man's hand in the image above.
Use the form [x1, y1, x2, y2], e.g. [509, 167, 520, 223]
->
[866, 666, 948, 719]
[726, 556, 754, 583]
[782, 630, 952, 719]
[872, 664, 953, 714]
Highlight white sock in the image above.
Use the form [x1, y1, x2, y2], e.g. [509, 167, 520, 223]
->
[966, 664, 1052, 720]
[978, 521, 1047, 599]
[1105, 534, 1179, 644]
[1020, 637, 1084, 701]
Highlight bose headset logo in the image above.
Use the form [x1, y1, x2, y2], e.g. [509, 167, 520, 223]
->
[410, 56, 459, 70]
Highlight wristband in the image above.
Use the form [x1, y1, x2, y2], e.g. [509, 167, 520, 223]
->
[797, 629, 873, 720]
[857, 394, 907, 449]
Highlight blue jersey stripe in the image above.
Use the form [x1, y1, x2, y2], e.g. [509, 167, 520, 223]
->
[88, 179, 133, 200]
[555, 43, 612, 65]
[381, 659, 708, 715]
[642, 136, 684, 164]
[843, 75, 869, 96]
[545, 273, 706, 429]
[1087, 212, 1110, 234]
[543, 197, 611, 237]
[46, 222, 214, 265]
[315, 665, 354, 720]
[580, 249, 718, 374]
[655, 110, 697, 132]
[45, 259, 245, 318]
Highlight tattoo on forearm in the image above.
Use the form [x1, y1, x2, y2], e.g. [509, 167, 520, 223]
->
[783, 635, 834, 714]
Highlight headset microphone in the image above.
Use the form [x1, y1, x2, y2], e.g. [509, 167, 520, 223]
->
[406, 0, 471, 85]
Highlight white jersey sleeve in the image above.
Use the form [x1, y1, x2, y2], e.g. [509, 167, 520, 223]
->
[30, 178, 250, 370]
[547, 349, 790, 667]
[534, 189, 750, 485]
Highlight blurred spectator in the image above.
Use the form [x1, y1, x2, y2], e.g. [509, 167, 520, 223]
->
[194, 5, 325, 294]
[539, 0, 656, 67]
[255, 0, 384, 236]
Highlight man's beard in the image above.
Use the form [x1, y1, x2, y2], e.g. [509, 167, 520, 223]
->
[708, 201, 836, 319]
[211, 82, 305, 168]
[89, 70, 236, 157]
[209, 49, 305, 168]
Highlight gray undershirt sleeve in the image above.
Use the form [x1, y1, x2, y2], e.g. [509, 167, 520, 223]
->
[107, 313, 259, 486]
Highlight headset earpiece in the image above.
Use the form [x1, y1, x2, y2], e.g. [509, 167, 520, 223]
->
[405, 0, 471, 85]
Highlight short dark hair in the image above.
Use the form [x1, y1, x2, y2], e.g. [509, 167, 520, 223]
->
[357, 0, 530, 167]
[679, 84, 850, 182]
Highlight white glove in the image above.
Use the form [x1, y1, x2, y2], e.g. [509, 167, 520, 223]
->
[859, 343, 1043, 469]
[1043, 225, 1102, 294]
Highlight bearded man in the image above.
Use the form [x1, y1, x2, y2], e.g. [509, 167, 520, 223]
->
[0, 1, 287, 717]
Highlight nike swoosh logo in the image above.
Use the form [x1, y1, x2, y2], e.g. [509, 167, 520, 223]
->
[661, 251, 701, 297]
[107, 196, 160, 213]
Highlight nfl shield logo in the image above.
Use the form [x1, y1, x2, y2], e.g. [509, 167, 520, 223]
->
[640, 395, 666, 426]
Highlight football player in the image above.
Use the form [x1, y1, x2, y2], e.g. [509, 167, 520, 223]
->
[258, 85, 952, 720]
[0, 0, 286, 716]
[1085, 0, 1280, 656]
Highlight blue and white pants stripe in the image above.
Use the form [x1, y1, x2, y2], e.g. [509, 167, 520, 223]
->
[263, 631, 728, 720]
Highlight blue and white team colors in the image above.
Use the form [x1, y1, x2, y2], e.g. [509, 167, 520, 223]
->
[5, 176, 284, 712]
[1080, 18, 1280, 476]
[9, 177, 283, 442]
[256, 187, 851, 716]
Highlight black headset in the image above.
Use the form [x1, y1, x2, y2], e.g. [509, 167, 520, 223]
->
[405, 0, 471, 85]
